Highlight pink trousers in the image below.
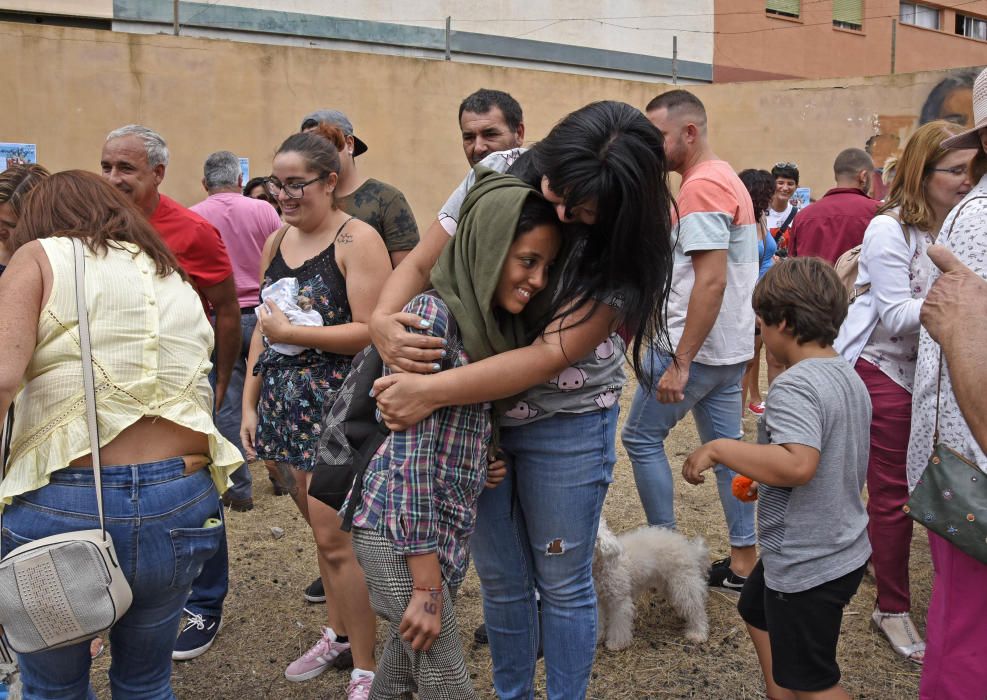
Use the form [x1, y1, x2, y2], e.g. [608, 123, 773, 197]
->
[920, 533, 987, 699]
[855, 359, 913, 613]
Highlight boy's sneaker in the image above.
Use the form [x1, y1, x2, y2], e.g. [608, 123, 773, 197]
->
[285, 627, 350, 682]
[346, 672, 374, 700]
[172, 611, 222, 660]
[707, 557, 747, 594]
[304, 577, 326, 603]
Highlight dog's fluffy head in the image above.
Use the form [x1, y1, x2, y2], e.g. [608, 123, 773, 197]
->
[595, 516, 624, 562]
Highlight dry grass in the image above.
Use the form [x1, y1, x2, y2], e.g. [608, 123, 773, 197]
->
[92, 368, 928, 699]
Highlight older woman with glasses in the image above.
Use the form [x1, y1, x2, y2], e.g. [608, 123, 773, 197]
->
[907, 66, 987, 697]
[240, 123, 391, 698]
[836, 120, 975, 665]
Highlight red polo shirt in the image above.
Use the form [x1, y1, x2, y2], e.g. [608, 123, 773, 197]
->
[788, 187, 878, 265]
[149, 194, 233, 301]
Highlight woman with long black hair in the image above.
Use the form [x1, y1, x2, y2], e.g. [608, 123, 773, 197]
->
[368, 100, 675, 699]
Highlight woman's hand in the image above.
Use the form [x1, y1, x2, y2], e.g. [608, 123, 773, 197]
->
[399, 588, 443, 652]
[369, 310, 446, 374]
[372, 373, 441, 430]
[241, 408, 259, 460]
[257, 301, 294, 344]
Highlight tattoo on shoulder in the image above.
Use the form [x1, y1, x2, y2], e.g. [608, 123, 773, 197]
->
[336, 230, 354, 245]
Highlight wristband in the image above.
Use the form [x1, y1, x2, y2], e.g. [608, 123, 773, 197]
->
[412, 585, 442, 592]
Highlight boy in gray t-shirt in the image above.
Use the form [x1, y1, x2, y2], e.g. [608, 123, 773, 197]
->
[683, 257, 871, 699]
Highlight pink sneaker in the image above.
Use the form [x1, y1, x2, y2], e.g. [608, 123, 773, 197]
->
[347, 673, 373, 700]
[747, 401, 765, 415]
[285, 627, 351, 682]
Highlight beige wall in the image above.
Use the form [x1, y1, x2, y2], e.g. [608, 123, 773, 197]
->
[0, 22, 978, 220]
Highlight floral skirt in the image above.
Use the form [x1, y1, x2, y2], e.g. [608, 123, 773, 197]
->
[255, 362, 347, 471]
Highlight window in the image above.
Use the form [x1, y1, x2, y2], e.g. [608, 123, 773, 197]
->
[833, 0, 863, 30]
[956, 13, 987, 41]
[899, 2, 940, 30]
[766, 0, 800, 19]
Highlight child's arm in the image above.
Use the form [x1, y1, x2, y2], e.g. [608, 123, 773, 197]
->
[400, 553, 444, 652]
[381, 295, 453, 652]
[683, 439, 820, 489]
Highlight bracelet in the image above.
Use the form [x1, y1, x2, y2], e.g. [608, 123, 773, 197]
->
[412, 585, 442, 592]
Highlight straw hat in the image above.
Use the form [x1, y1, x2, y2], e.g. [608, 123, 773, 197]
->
[942, 66, 987, 149]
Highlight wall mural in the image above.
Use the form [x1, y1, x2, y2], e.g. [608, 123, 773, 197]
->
[869, 67, 981, 200]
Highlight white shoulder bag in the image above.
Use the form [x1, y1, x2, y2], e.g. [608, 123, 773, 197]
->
[0, 238, 133, 654]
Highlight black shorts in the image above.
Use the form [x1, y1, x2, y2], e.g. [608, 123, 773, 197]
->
[737, 560, 865, 692]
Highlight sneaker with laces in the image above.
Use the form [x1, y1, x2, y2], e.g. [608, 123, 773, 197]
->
[707, 557, 747, 594]
[346, 672, 373, 700]
[304, 576, 327, 603]
[285, 627, 351, 682]
[173, 611, 222, 660]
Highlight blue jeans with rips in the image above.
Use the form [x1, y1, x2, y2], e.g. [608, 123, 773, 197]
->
[621, 348, 756, 547]
[470, 404, 618, 700]
[1, 459, 224, 699]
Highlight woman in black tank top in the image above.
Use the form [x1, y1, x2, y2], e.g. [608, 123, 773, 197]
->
[240, 125, 392, 687]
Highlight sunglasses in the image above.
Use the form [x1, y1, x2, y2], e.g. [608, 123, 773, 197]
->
[773, 161, 799, 170]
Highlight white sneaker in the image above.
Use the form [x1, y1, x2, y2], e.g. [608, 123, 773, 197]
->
[347, 671, 374, 699]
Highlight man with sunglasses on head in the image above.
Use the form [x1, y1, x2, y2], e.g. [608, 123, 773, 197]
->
[788, 148, 879, 265]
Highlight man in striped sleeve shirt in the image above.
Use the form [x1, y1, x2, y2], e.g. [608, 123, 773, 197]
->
[623, 89, 760, 594]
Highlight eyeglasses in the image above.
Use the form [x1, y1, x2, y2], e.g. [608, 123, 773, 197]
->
[773, 161, 798, 170]
[929, 165, 969, 177]
[264, 175, 326, 199]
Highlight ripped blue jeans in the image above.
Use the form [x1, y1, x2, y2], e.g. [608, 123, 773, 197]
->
[470, 405, 617, 700]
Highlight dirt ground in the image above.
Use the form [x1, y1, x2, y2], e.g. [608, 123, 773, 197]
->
[92, 368, 928, 699]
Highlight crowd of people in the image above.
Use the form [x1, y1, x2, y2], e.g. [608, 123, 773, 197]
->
[0, 67, 985, 700]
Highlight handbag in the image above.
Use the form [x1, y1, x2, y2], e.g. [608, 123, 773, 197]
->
[0, 237, 133, 654]
[308, 344, 389, 514]
[904, 354, 987, 565]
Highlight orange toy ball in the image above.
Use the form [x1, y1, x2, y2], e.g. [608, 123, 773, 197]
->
[732, 475, 758, 502]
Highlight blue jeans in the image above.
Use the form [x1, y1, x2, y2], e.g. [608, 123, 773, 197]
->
[622, 348, 756, 547]
[213, 312, 255, 501]
[189, 312, 255, 618]
[0, 459, 224, 700]
[471, 405, 617, 700]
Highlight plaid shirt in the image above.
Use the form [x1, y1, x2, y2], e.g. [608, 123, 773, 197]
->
[349, 293, 491, 589]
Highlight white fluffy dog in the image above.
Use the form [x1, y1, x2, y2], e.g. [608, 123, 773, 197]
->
[593, 518, 709, 650]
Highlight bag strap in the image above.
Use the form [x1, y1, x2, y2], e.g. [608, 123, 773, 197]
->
[72, 238, 107, 541]
[775, 207, 797, 240]
[0, 409, 10, 478]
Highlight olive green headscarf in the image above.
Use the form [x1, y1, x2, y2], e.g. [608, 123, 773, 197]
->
[430, 166, 540, 367]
